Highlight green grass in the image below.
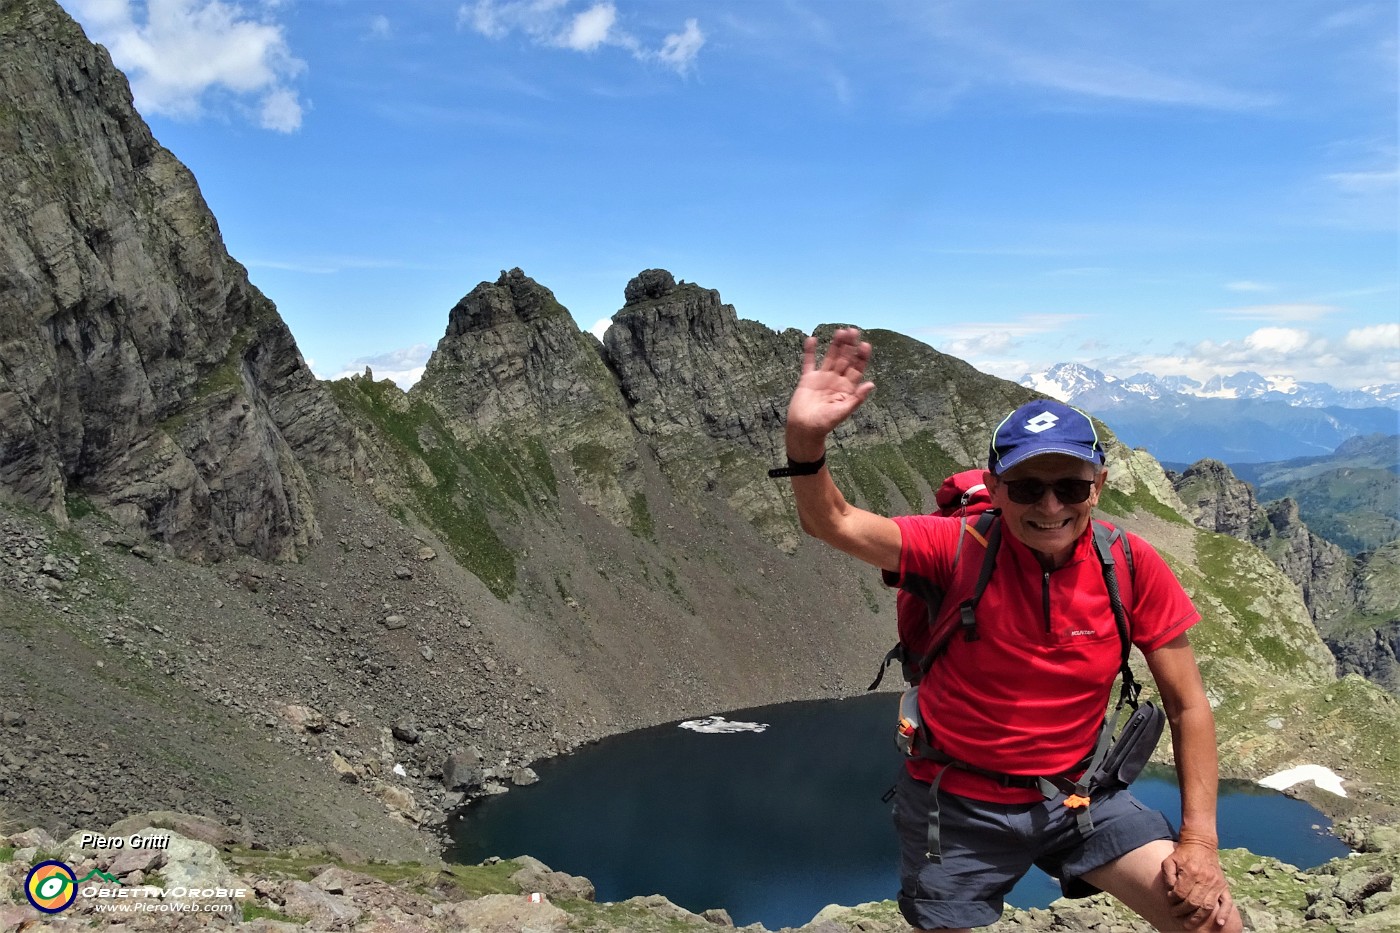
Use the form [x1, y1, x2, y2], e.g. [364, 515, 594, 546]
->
[1097, 482, 1192, 525]
[569, 442, 616, 481]
[557, 898, 706, 932]
[0, 846, 14, 864]
[326, 375, 559, 598]
[896, 431, 964, 502]
[242, 903, 307, 923]
[432, 861, 525, 898]
[64, 494, 98, 521]
[858, 576, 882, 614]
[1183, 531, 1322, 675]
[628, 492, 654, 539]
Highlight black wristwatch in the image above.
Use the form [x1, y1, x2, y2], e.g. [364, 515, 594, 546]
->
[767, 454, 826, 478]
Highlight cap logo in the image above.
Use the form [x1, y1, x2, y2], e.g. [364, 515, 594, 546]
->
[1024, 412, 1059, 434]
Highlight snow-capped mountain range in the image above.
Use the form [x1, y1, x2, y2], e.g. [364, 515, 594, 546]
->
[1019, 363, 1399, 464]
[1021, 363, 1400, 410]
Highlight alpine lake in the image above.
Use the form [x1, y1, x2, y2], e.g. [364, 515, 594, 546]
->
[449, 693, 1349, 930]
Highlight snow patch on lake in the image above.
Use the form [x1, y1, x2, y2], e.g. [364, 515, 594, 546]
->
[1258, 764, 1347, 798]
[680, 716, 769, 734]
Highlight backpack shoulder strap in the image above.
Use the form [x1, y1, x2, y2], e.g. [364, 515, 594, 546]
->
[869, 512, 1001, 691]
[1092, 520, 1140, 707]
[956, 512, 1001, 643]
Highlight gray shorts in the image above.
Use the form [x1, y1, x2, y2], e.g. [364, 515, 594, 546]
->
[891, 769, 1174, 930]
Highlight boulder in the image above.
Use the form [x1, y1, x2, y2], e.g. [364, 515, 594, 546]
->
[442, 747, 483, 791]
[441, 893, 571, 933]
[509, 856, 595, 902]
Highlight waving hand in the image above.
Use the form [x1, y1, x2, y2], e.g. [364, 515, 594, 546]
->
[786, 328, 875, 449]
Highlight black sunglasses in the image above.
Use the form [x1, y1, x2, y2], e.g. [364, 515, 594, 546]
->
[1002, 477, 1095, 505]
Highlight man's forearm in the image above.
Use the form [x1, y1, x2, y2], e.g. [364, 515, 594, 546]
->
[1172, 705, 1221, 843]
[783, 428, 901, 570]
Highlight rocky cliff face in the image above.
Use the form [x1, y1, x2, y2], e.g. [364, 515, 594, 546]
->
[1172, 459, 1399, 692]
[0, 0, 366, 561]
[413, 268, 639, 523]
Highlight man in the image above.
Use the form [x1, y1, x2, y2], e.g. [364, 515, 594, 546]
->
[779, 328, 1241, 933]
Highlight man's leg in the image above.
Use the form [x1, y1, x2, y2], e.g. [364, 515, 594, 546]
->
[1081, 840, 1242, 933]
[891, 772, 1030, 931]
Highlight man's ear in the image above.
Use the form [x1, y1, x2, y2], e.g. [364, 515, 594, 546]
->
[1089, 468, 1108, 505]
[982, 470, 1000, 503]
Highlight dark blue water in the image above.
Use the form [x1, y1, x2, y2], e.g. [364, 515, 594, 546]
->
[450, 693, 1349, 929]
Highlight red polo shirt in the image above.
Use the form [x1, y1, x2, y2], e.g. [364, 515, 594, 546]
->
[889, 515, 1200, 803]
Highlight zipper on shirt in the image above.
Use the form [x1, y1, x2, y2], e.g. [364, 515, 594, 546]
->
[1042, 570, 1051, 632]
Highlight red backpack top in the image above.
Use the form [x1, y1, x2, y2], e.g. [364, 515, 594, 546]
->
[869, 471, 996, 690]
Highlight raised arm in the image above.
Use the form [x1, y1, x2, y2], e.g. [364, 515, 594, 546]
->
[783, 328, 902, 572]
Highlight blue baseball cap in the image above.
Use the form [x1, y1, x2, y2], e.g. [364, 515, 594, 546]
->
[988, 399, 1106, 474]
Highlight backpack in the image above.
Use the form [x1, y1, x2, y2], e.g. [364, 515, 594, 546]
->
[868, 470, 1164, 862]
[867, 469, 997, 692]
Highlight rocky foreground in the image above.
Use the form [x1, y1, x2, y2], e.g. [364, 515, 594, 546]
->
[2, 813, 1397, 932]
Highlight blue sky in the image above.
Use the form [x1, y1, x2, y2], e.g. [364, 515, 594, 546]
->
[61, 0, 1398, 391]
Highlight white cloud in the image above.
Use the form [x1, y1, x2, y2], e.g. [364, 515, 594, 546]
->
[915, 313, 1088, 378]
[66, 0, 306, 131]
[1103, 324, 1399, 389]
[1327, 168, 1400, 194]
[562, 3, 616, 52]
[323, 344, 433, 390]
[462, 0, 703, 74]
[1216, 302, 1341, 322]
[258, 85, 303, 131]
[368, 14, 392, 40]
[1225, 280, 1275, 293]
[459, 0, 568, 40]
[909, 6, 1276, 112]
[998, 48, 1274, 110]
[1243, 326, 1313, 355]
[1344, 322, 1400, 352]
[589, 317, 611, 341]
[657, 18, 704, 74]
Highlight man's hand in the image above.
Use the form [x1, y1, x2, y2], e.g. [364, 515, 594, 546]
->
[786, 328, 875, 454]
[1162, 834, 1237, 930]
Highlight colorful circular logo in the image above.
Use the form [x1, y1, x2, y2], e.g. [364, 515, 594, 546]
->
[25, 860, 78, 914]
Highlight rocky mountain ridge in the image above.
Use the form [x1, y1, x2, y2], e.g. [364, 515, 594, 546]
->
[1227, 435, 1400, 555]
[1170, 459, 1400, 694]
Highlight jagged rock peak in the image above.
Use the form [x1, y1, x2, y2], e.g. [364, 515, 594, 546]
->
[1172, 459, 1260, 537]
[444, 268, 569, 337]
[0, 0, 365, 560]
[623, 268, 677, 305]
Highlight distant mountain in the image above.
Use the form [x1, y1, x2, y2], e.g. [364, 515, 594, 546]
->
[1228, 434, 1400, 555]
[1022, 363, 1400, 463]
[1023, 362, 1400, 410]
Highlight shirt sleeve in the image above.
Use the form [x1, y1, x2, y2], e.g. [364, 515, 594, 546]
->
[883, 514, 964, 590]
[1124, 531, 1202, 653]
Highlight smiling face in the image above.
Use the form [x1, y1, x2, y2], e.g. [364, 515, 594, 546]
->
[984, 454, 1107, 569]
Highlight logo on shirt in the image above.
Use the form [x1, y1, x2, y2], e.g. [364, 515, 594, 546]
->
[1024, 412, 1059, 434]
[1069, 629, 1097, 637]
